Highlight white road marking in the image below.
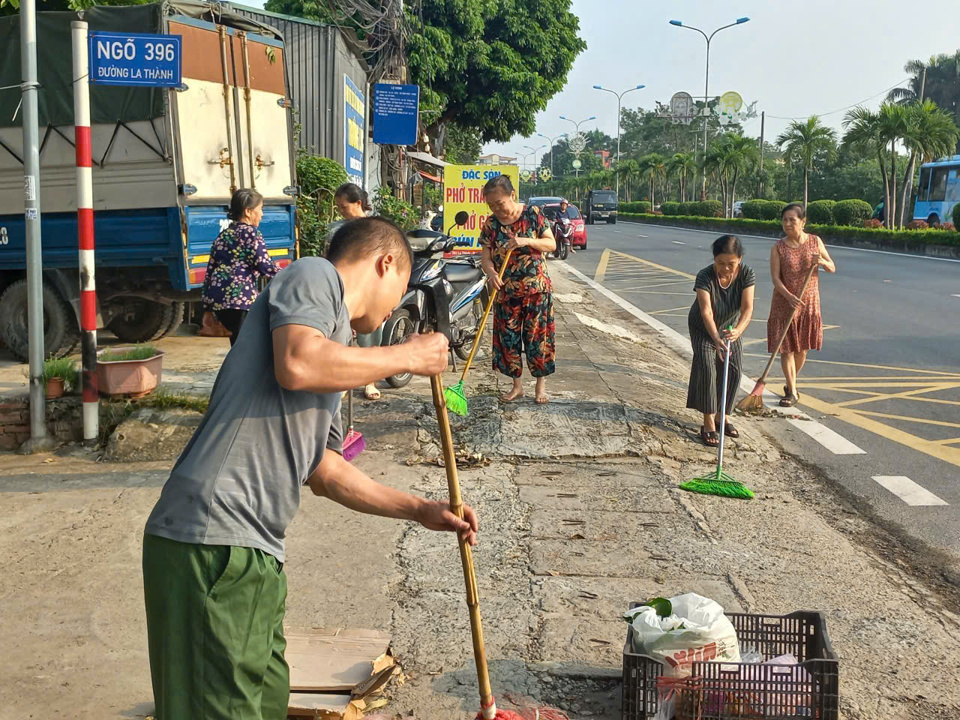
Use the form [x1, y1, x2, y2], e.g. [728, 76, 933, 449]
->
[559, 261, 869, 458]
[952, 294, 960, 298]
[636, 234, 648, 238]
[787, 418, 866, 455]
[672, 241, 686, 245]
[872, 476, 948, 506]
[622, 220, 960, 264]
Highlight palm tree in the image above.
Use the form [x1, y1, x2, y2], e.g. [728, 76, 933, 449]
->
[617, 159, 640, 202]
[889, 52, 960, 150]
[638, 154, 667, 208]
[897, 100, 960, 227]
[876, 103, 909, 229]
[843, 106, 889, 222]
[703, 135, 760, 217]
[776, 116, 837, 209]
[668, 152, 697, 202]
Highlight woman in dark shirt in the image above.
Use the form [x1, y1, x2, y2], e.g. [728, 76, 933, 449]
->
[687, 235, 755, 446]
[201, 189, 280, 346]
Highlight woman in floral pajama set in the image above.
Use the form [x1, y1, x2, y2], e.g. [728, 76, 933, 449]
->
[479, 175, 558, 404]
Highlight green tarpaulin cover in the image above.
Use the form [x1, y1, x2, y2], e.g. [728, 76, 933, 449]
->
[0, 1, 282, 129]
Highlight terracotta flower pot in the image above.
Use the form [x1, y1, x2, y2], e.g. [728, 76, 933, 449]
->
[97, 349, 165, 397]
[45, 377, 65, 399]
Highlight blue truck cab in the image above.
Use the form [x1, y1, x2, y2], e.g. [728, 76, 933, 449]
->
[0, 3, 298, 360]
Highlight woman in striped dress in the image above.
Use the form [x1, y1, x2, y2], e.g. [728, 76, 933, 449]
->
[687, 235, 756, 447]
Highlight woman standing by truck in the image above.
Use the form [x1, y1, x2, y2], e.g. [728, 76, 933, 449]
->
[201, 189, 281, 347]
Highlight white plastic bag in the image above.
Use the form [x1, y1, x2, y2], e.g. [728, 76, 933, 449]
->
[624, 593, 741, 679]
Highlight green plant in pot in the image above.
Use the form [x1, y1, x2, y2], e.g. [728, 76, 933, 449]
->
[42, 356, 78, 399]
[97, 344, 164, 397]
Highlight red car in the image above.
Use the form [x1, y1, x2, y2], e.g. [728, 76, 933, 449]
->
[542, 203, 588, 250]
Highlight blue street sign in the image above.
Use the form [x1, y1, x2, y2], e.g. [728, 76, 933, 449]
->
[373, 83, 420, 146]
[89, 32, 182, 87]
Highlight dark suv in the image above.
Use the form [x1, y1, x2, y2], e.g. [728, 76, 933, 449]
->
[585, 189, 619, 224]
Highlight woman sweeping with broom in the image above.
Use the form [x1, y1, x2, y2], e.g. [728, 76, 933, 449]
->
[767, 203, 836, 407]
[687, 235, 755, 447]
[479, 175, 557, 405]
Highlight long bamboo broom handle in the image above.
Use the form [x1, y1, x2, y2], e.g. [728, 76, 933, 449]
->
[458, 249, 514, 384]
[429, 374, 496, 718]
[756, 258, 819, 384]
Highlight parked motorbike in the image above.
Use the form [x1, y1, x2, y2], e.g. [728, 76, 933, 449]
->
[382, 211, 489, 388]
[551, 216, 572, 260]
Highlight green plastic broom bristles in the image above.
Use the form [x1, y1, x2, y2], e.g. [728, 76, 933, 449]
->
[680, 467, 754, 499]
[444, 381, 468, 417]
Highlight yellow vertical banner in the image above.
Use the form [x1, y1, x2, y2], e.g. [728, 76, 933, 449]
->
[442, 165, 520, 254]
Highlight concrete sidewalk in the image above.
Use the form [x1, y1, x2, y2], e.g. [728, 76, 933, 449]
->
[0, 264, 958, 719]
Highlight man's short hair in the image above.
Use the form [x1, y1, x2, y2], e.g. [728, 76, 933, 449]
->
[326, 216, 413, 270]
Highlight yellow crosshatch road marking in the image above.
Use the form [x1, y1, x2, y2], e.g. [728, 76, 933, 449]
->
[592, 248, 960, 469]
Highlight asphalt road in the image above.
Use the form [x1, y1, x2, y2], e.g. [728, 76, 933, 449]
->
[564, 220, 960, 561]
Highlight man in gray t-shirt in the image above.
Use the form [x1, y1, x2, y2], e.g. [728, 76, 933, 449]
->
[142, 217, 478, 720]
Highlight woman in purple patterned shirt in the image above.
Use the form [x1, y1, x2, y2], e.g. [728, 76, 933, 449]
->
[201, 189, 281, 346]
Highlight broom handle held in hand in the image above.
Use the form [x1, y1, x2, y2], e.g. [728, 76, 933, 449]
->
[429, 375, 496, 714]
[458, 249, 514, 384]
[757, 259, 819, 384]
[718, 331, 732, 469]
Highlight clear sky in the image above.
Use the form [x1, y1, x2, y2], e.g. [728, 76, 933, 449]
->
[483, 0, 959, 162]
[239, 0, 959, 162]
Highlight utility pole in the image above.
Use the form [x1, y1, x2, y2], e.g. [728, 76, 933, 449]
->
[758, 110, 765, 197]
[19, 0, 55, 453]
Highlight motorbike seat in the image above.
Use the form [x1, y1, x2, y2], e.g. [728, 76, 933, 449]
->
[444, 262, 483, 284]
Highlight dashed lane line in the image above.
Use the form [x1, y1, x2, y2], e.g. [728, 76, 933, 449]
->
[787, 418, 866, 455]
[873, 476, 949, 507]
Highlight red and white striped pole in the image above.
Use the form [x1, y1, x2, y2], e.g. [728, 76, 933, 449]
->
[72, 20, 98, 443]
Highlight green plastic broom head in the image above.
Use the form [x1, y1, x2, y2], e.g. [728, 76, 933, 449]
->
[680, 468, 754, 499]
[444, 381, 468, 417]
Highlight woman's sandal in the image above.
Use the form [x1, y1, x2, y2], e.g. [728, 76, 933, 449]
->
[779, 386, 798, 407]
[723, 423, 740, 438]
[699, 426, 720, 447]
[363, 384, 382, 401]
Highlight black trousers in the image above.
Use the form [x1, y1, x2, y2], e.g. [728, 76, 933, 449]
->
[215, 309, 247, 347]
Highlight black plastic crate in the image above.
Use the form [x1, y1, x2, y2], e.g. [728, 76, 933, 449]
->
[622, 609, 839, 720]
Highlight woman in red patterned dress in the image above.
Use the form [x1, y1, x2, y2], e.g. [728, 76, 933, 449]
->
[479, 175, 557, 404]
[767, 203, 836, 407]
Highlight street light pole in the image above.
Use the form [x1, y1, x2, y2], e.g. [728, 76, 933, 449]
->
[559, 115, 595, 179]
[537, 132, 567, 176]
[523, 144, 547, 172]
[593, 84, 645, 198]
[669, 17, 750, 200]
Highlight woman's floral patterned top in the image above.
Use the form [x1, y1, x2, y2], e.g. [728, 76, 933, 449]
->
[479, 205, 553, 298]
[201, 222, 280, 311]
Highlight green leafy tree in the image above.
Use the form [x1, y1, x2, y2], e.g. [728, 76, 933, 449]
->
[637, 153, 667, 207]
[296, 154, 348, 257]
[897, 100, 960, 226]
[404, 0, 586, 143]
[443, 123, 482, 164]
[889, 51, 960, 151]
[616, 159, 640, 202]
[667, 152, 698, 203]
[843, 107, 891, 219]
[776, 116, 837, 209]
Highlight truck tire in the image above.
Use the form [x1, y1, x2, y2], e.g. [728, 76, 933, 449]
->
[108, 298, 174, 343]
[0, 279, 77, 362]
[158, 302, 185, 339]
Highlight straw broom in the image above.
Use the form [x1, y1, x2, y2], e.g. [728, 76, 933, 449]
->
[430, 374, 565, 719]
[444, 249, 514, 417]
[737, 257, 819, 413]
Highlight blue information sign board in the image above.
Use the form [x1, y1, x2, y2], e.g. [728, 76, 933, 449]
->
[89, 32, 182, 87]
[373, 83, 420, 146]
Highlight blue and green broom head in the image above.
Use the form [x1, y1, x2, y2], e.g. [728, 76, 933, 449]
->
[445, 380, 469, 417]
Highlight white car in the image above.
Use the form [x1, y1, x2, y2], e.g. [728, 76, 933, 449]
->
[733, 201, 745, 218]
